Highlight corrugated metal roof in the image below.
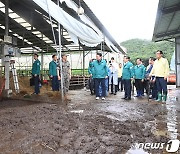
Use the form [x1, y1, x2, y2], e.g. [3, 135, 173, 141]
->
[0, 0, 124, 54]
[72, 0, 124, 53]
[152, 0, 180, 42]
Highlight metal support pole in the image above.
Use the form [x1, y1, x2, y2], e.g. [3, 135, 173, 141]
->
[4, 0, 10, 91]
[4, 58, 10, 90]
[58, 0, 64, 102]
[41, 34, 44, 78]
[103, 52, 108, 57]
[102, 35, 105, 59]
[41, 52, 44, 78]
[83, 50, 85, 76]
[84, 50, 91, 57]
[83, 50, 85, 87]
[32, 48, 34, 66]
[5, 0, 9, 36]
[175, 38, 180, 87]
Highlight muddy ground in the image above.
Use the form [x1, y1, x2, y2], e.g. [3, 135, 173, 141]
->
[0, 86, 180, 154]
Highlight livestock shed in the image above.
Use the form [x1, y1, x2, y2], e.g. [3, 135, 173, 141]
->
[153, 0, 180, 87]
[0, 0, 125, 97]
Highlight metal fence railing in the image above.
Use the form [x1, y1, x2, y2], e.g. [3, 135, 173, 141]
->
[15, 67, 89, 77]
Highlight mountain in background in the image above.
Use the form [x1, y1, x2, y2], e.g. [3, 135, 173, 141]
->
[120, 39, 174, 66]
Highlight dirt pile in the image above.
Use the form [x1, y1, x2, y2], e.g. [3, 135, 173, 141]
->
[9, 77, 62, 102]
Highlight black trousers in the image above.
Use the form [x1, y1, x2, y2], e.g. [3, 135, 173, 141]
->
[117, 77, 124, 91]
[52, 76, 59, 91]
[151, 80, 158, 99]
[124, 79, 131, 98]
[34, 75, 40, 94]
[156, 77, 167, 94]
[135, 79, 144, 91]
[111, 84, 118, 94]
[110, 77, 117, 94]
[94, 78, 106, 97]
[89, 77, 95, 94]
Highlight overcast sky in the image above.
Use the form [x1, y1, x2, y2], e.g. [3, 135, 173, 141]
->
[84, 0, 159, 43]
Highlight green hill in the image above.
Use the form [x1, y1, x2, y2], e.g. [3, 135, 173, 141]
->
[120, 39, 174, 66]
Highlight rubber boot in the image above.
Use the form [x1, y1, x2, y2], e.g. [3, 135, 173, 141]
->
[162, 94, 167, 103]
[156, 92, 162, 102]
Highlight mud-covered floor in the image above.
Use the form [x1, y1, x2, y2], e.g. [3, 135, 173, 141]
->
[0, 86, 180, 154]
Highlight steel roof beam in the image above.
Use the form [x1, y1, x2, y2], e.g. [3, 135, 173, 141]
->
[155, 29, 180, 38]
[162, 3, 180, 14]
[0, 0, 117, 53]
[0, 11, 57, 52]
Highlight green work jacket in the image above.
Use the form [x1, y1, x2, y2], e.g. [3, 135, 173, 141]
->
[49, 61, 58, 76]
[32, 59, 41, 75]
[122, 61, 134, 80]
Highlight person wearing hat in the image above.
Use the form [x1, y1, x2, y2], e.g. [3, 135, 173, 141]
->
[59, 53, 71, 100]
[32, 53, 41, 94]
[49, 54, 59, 91]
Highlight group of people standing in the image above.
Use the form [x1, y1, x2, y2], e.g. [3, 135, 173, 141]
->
[31, 50, 169, 103]
[31, 53, 71, 100]
[88, 53, 125, 100]
[88, 50, 169, 103]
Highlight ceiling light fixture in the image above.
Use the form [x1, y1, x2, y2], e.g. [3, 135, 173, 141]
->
[77, 0, 84, 15]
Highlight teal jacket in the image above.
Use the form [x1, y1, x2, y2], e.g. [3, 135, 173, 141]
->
[122, 61, 134, 80]
[91, 60, 108, 78]
[88, 61, 94, 78]
[49, 61, 58, 76]
[32, 59, 41, 75]
[134, 64, 146, 79]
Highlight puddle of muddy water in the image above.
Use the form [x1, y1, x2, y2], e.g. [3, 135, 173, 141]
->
[70, 110, 84, 114]
[106, 115, 121, 121]
[106, 105, 125, 113]
[152, 97, 179, 140]
[127, 87, 180, 154]
[165, 101, 178, 139]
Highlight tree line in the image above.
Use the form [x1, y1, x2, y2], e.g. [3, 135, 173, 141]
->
[120, 39, 174, 66]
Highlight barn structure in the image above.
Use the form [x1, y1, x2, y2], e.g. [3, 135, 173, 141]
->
[153, 0, 180, 87]
[0, 0, 125, 97]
